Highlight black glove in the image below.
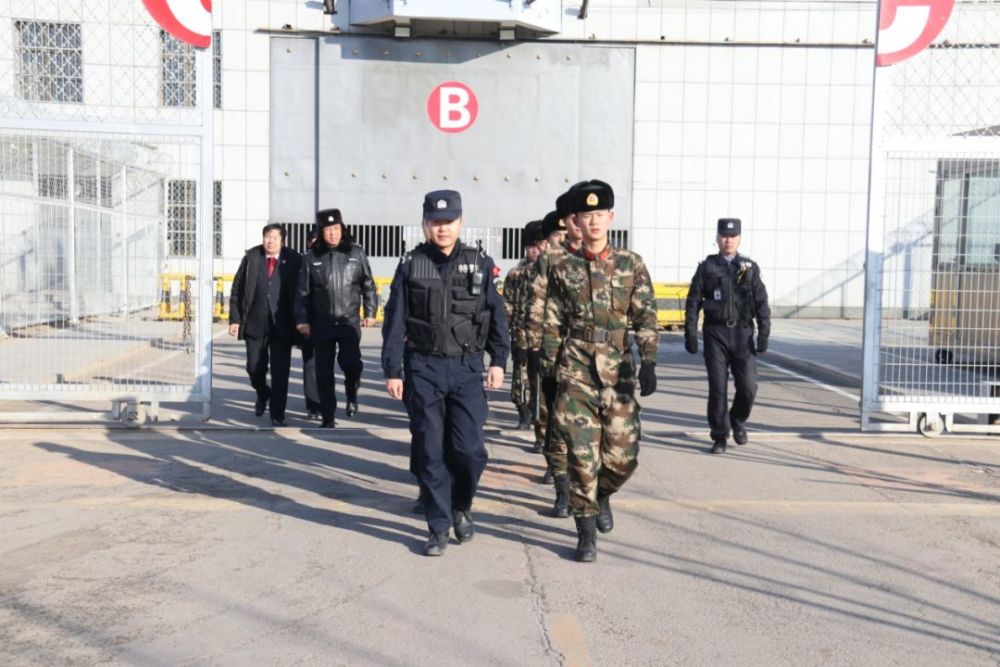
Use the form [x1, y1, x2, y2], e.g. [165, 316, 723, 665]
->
[684, 334, 698, 355]
[512, 348, 527, 365]
[527, 349, 542, 378]
[756, 335, 768, 354]
[638, 362, 657, 397]
[541, 376, 557, 404]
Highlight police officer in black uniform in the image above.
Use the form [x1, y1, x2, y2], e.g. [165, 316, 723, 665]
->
[684, 218, 771, 454]
[381, 190, 509, 556]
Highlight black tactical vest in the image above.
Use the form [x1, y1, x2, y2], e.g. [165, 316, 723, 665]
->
[699, 254, 757, 326]
[406, 244, 491, 356]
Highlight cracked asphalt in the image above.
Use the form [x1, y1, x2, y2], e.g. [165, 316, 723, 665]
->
[1, 326, 999, 666]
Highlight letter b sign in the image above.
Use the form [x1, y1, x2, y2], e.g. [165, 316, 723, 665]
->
[427, 82, 479, 133]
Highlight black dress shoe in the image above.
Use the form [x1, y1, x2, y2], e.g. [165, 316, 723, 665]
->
[453, 510, 475, 543]
[596, 494, 614, 533]
[271, 417, 286, 427]
[732, 424, 748, 445]
[710, 439, 727, 454]
[254, 395, 269, 417]
[345, 402, 358, 418]
[306, 410, 320, 421]
[424, 532, 448, 557]
[320, 419, 336, 428]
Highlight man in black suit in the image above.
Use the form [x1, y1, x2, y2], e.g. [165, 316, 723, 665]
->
[229, 223, 303, 426]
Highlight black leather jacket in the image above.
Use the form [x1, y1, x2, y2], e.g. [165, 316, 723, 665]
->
[296, 239, 377, 339]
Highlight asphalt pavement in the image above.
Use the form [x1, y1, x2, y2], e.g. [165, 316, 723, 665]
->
[1, 322, 998, 666]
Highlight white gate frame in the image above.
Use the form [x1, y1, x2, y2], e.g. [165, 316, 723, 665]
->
[861, 0, 1000, 436]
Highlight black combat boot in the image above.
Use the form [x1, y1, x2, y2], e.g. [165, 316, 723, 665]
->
[542, 465, 555, 484]
[552, 475, 570, 518]
[596, 493, 614, 533]
[516, 405, 532, 430]
[574, 516, 597, 563]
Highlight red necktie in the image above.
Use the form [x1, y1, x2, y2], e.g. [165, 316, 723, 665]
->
[267, 256, 277, 278]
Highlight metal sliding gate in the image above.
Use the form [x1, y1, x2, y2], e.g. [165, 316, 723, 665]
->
[862, 0, 1000, 435]
[0, 3, 214, 426]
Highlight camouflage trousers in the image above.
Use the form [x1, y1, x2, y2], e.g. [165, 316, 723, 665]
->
[509, 358, 537, 412]
[551, 377, 640, 516]
[536, 378, 568, 475]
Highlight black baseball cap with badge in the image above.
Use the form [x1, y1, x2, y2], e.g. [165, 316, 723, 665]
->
[423, 189, 462, 221]
[570, 179, 614, 213]
[717, 218, 741, 236]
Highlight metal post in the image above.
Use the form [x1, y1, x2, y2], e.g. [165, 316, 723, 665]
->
[121, 164, 129, 315]
[861, 0, 888, 425]
[67, 147, 78, 324]
[196, 43, 214, 414]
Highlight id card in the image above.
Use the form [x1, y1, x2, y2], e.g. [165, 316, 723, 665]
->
[713, 288, 722, 301]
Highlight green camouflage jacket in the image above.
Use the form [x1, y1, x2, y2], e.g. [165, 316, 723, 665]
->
[542, 245, 658, 387]
[503, 258, 533, 351]
[524, 241, 574, 352]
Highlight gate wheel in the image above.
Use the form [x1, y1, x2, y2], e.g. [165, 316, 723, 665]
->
[917, 412, 944, 437]
[121, 403, 147, 429]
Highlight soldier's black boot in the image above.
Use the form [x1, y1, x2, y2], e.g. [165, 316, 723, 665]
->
[596, 493, 614, 533]
[542, 465, 555, 484]
[574, 516, 597, 563]
[552, 475, 570, 518]
[516, 405, 532, 431]
[731, 422, 748, 446]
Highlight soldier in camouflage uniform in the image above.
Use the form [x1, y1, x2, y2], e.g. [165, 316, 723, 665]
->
[505, 220, 544, 430]
[541, 180, 659, 562]
[525, 189, 584, 517]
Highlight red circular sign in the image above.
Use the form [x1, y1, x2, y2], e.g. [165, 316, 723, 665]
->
[427, 82, 479, 133]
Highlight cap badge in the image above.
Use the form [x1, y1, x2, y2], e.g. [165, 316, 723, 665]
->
[436, 199, 448, 209]
[726, 222, 734, 229]
[585, 193, 599, 206]
[327, 216, 334, 222]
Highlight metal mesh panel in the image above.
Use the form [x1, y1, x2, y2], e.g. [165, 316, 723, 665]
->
[0, 131, 205, 397]
[865, 0, 1000, 430]
[0, 3, 202, 127]
[883, 4, 1000, 141]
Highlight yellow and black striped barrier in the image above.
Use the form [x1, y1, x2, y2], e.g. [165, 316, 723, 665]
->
[158, 273, 235, 322]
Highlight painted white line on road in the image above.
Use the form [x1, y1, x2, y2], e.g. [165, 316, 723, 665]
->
[759, 359, 861, 403]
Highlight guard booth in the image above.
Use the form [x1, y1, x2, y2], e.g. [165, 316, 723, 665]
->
[928, 158, 1000, 365]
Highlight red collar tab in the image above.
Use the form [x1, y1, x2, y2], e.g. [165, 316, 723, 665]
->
[579, 245, 612, 261]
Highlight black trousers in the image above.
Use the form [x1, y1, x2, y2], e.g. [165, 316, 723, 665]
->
[703, 324, 758, 440]
[313, 324, 363, 423]
[299, 339, 321, 412]
[245, 331, 293, 420]
[404, 353, 488, 536]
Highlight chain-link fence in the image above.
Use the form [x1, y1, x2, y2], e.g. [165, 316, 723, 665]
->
[862, 0, 1000, 435]
[0, 2, 213, 425]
